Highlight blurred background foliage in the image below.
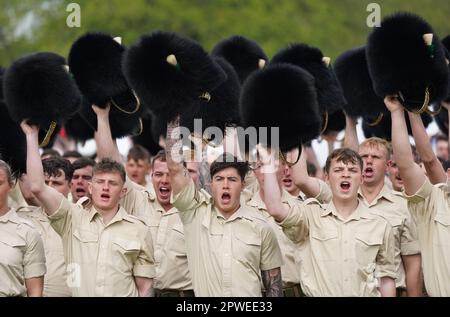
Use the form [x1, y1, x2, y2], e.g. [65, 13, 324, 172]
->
[0, 0, 449, 66]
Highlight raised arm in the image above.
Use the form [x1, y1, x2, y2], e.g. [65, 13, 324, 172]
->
[291, 146, 321, 198]
[256, 145, 289, 222]
[343, 114, 359, 152]
[407, 111, 446, 184]
[92, 104, 122, 163]
[385, 96, 426, 195]
[20, 121, 63, 215]
[166, 117, 191, 196]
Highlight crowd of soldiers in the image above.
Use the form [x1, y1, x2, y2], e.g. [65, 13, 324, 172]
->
[1, 11, 450, 297]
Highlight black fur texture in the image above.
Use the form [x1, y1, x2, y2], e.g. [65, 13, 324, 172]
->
[434, 107, 448, 136]
[366, 13, 449, 111]
[132, 113, 162, 155]
[3, 52, 81, 128]
[211, 35, 268, 84]
[181, 56, 240, 142]
[334, 46, 385, 120]
[123, 31, 227, 121]
[240, 63, 321, 151]
[271, 43, 346, 115]
[68, 32, 133, 108]
[323, 109, 346, 135]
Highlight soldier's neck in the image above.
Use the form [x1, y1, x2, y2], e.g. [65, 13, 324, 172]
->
[361, 181, 384, 204]
[0, 204, 10, 216]
[96, 205, 119, 225]
[332, 198, 358, 220]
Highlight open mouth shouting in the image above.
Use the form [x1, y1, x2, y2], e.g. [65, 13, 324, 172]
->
[340, 181, 351, 193]
[159, 186, 171, 199]
[364, 167, 374, 178]
[100, 192, 111, 202]
[282, 177, 293, 188]
[75, 187, 86, 197]
[221, 192, 231, 205]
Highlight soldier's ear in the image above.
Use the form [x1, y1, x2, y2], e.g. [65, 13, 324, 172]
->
[88, 182, 92, 195]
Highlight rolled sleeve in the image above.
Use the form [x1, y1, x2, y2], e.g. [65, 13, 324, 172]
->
[278, 201, 310, 244]
[47, 198, 73, 237]
[260, 225, 283, 271]
[23, 229, 46, 279]
[314, 179, 332, 204]
[404, 179, 433, 204]
[134, 227, 156, 279]
[400, 213, 420, 255]
[376, 223, 397, 279]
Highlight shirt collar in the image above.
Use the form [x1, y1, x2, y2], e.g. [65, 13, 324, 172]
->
[88, 205, 129, 227]
[358, 185, 395, 206]
[0, 208, 20, 223]
[320, 200, 372, 222]
[247, 189, 294, 211]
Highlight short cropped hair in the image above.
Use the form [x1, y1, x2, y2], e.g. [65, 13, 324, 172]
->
[359, 137, 392, 159]
[210, 153, 249, 181]
[72, 157, 95, 171]
[42, 157, 74, 181]
[324, 148, 363, 174]
[127, 145, 151, 163]
[93, 158, 126, 183]
[63, 150, 82, 159]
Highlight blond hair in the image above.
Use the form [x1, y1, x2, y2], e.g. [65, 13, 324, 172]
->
[359, 137, 392, 159]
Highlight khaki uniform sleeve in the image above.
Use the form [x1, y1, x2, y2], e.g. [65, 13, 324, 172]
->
[133, 226, 156, 279]
[260, 224, 284, 271]
[47, 198, 74, 237]
[375, 222, 396, 279]
[171, 179, 206, 224]
[121, 176, 151, 217]
[23, 228, 46, 279]
[314, 179, 332, 204]
[400, 212, 420, 255]
[404, 178, 439, 224]
[278, 200, 310, 244]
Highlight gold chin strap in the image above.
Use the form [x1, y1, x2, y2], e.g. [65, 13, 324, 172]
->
[39, 121, 57, 148]
[400, 86, 430, 115]
[110, 90, 141, 114]
[201, 136, 220, 148]
[320, 111, 329, 134]
[365, 112, 384, 127]
[279, 148, 301, 167]
[131, 117, 143, 136]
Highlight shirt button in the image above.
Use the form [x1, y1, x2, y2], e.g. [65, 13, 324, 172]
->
[344, 240, 348, 244]
[344, 259, 348, 262]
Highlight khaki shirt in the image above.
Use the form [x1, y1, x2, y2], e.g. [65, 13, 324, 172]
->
[146, 194, 192, 291]
[280, 199, 396, 297]
[0, 208, 46, 297]
[172, 179, 283, 297]
[245, 190, 301, 287]
[120, 178, 192, 290]
[404, 179, 450, 296]
[48, 198, 156, 297]
[358, 186, 420, 288]
[17, 206, 71, 297]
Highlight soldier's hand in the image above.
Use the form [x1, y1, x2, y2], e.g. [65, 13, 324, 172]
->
[92, 104, 111, 118]
[384, 95, 403, 113]
[256, 144, 279, 174]
[20, 120, 39, 135]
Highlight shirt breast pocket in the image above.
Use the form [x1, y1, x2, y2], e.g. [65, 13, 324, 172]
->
[73, 229, 98, 263]
[310, 229, 338, 261]
[433, 213, 450, 246]
[355, 233, 382, 267]
[112, 236, 141, 273]
[233, 233, 261, 266]
[0, 236, 25, 267]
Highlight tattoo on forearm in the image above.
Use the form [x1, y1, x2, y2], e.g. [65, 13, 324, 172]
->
[262, 268, 283, 297]
[166, 117, 183, 164]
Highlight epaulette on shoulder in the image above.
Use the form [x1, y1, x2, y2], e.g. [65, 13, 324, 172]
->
[123, 213, 146, 225]
[303, 197, 322, 206]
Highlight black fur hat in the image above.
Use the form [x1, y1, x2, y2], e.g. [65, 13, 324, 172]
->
[151, 115, 167, 144]
[181, 56, 240, 143]
[64, 104, 95, 143]
[0, 103, 27, 176]
[442, 35, 450, 103]
[271, 43, 346, 117]
[211, 35, 268, 84]
[131, 113, 162, 155]
[334, 46, 386, 125]
[366, 13, 449, 112]
[363, 110, 432, 141]
[69, 33, 145, 138]
[3, 52, 81, 133]
[323, 109, 346, 135]
[123, 31, 227, 122]
[240, 63, 321, 152]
